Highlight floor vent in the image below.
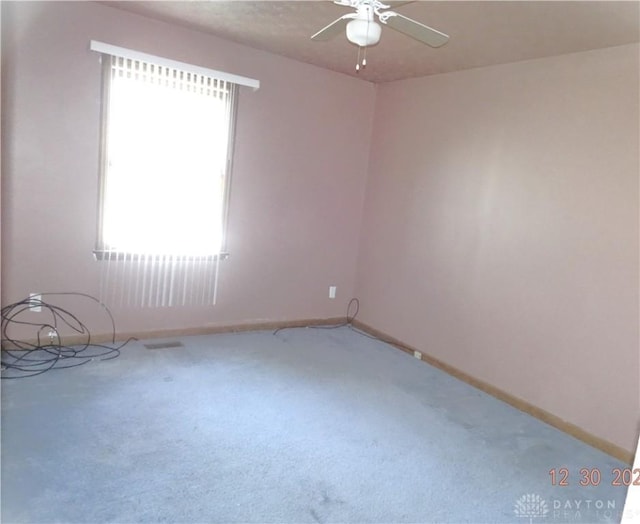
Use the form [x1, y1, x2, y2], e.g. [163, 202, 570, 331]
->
[144, 341, 184, 350]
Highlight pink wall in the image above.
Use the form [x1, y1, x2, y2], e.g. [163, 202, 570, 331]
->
[355, 44, 640, 452]
[1, 1, 375, 333]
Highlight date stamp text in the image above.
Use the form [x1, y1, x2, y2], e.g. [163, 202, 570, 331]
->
[549, 467, 640, 487]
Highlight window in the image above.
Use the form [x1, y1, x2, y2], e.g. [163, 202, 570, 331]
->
[96, 53, 237, 259]
[90, 42, 259, 307]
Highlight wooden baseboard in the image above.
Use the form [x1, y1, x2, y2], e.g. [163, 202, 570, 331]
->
[351, 319, 635, 464]
[1, 317, 347, 349]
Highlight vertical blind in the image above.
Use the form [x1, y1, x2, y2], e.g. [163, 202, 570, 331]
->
[95, 50, 243, 308]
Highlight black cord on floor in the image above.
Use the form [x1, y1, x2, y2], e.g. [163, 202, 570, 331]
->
[273, 298, 360, 336]
[273, 297, 419, 356]
[1, 292, 136, 379]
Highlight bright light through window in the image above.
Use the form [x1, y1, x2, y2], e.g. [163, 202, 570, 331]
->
[98, 55, 236, 257]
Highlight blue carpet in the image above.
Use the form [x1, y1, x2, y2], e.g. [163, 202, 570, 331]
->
[1, 326, 628, 523]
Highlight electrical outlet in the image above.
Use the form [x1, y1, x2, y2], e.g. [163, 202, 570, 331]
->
[413, 350, 422, 360]
[29, 293, 42, 312]
[329, 286, 336, 299]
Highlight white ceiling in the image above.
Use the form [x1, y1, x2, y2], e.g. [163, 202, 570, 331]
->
[104, 1, 640, 83]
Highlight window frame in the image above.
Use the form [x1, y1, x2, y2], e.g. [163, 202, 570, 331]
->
[93, 53, 239, 262]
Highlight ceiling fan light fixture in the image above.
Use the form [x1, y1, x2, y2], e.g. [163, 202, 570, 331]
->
[346, 19, 381, 47]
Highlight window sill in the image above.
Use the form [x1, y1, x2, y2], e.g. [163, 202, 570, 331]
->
[93, 251, 230, 262]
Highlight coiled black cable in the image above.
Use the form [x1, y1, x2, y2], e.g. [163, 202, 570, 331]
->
[1, 292, 136, 379]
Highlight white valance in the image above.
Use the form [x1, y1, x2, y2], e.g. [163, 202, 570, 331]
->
[90, 40, 260, 91]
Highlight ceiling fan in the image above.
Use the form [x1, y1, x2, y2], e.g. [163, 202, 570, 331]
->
[311, 0, 449, 71]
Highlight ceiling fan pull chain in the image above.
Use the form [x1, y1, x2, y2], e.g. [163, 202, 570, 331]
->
[363, 16, 370, 68]
[356, 45, 362, 71]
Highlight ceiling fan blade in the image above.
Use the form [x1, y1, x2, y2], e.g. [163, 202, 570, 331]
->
[385, 1, 416, 9]
[311, 14, 354, 41]
[381, 12, 449, 47]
